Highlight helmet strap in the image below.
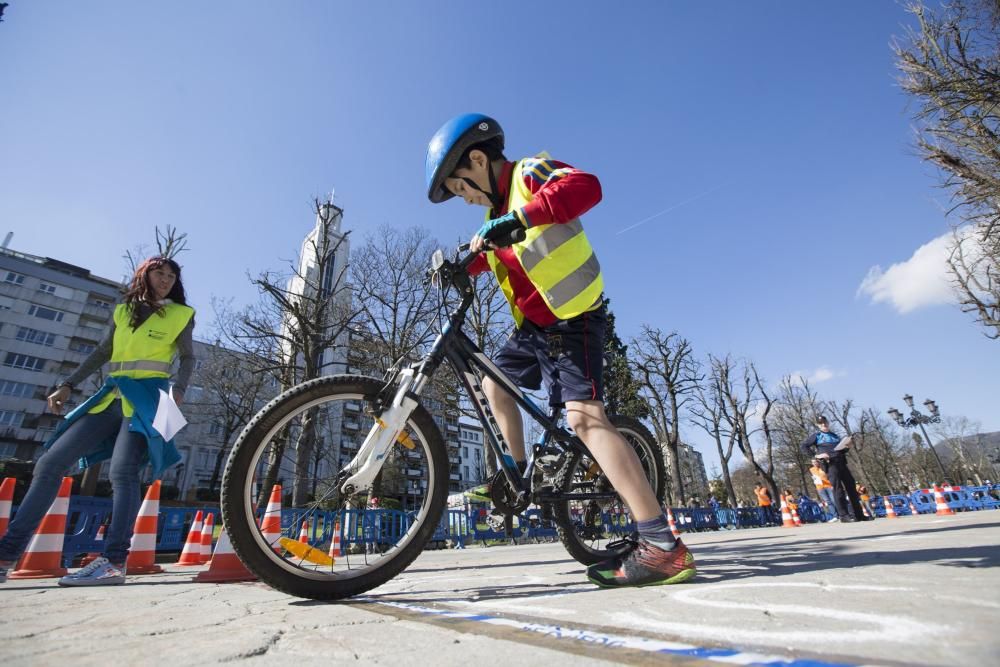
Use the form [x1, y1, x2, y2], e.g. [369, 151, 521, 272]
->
[460, 162, 505, 215]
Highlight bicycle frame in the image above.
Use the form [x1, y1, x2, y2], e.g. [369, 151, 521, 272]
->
[341, 247, 611, 508]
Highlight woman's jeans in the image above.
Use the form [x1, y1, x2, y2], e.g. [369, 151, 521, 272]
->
[817, 487, 837, 519]
[0, 401, 146, 565]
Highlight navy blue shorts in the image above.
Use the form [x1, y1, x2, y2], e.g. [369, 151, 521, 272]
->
[493, 305, 606, 406]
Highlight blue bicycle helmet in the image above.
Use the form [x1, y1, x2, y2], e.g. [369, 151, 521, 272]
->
[425, 113, 504, 203]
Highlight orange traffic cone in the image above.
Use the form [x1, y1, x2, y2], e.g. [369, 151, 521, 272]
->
[80, 522, 108, 566]
[0, 477, 15, 539]
[664, 508, 681, 537]
[126, 480, 163, 574]
[298, 520, 309, 544]
[260, 484, 283, 552]
[884, 496, 899, 519]
[194, 525, 257, 583]
[780, 499, 796, 528]
[175, 510, 204, 566]
[328, 519, 342, 560]
[790, 502, 802, 527]
[200, 513, 215, 564]
[909, 499, 920, 516]
[10, 477, 73, 579]
[933, 484, 955, 516]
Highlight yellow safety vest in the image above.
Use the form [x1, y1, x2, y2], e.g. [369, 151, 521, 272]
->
[486, 158, 603, 328]
[89, 301, 195, 416]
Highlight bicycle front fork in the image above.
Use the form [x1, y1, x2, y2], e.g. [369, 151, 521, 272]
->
[340, 367, 425, 496]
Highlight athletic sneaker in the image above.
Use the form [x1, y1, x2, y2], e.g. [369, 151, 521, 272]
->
[58, 557, 126, 587]
[463, 484, 491, 503]
[0, 560, 13, 584]
[587, 537, 696, 588]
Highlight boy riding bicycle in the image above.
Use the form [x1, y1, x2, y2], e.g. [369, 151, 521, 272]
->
[425, 113, 695, 587]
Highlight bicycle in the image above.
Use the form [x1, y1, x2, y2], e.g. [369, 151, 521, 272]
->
[221, 240, 664, 600]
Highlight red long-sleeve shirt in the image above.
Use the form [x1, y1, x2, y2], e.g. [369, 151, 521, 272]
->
[468, 157, 602, 327]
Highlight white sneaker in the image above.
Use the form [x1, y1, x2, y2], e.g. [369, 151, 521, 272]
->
[58, 557, 126, 587]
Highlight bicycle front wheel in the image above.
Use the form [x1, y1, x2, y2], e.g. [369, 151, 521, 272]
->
[221, 375, 448, 600]
[551, 414, 665, 565]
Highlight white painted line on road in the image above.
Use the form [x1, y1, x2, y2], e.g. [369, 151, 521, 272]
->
[611, 582, 944, 647]
[366, 598, 860, 667]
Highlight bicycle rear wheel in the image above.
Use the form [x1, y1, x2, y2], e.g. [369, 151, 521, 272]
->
[221, 375, 448, 600]
[551, 415, 665, 565]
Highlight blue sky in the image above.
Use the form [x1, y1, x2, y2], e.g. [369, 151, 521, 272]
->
[2, 2, 997, 474]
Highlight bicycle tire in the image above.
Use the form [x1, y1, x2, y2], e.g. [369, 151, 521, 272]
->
[551, 414, 666, 566]
[221, 375, 449, 600]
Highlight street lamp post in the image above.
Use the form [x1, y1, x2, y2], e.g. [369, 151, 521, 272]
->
[887, 394, 947, 481]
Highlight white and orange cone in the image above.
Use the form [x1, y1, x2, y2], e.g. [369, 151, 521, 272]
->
[200, 513, 215, 564]
[933, 484, 955, 516]
[328, 519, 342, 560]
[260, 484, 283, 552]
[125, 480, 163, 574]
[883, 496, 899, 519]
[779, 499, 796, 528]
[298, 520, 310, 544]
[194, 525, 257, 583]
[175, 510, 204, 566]
[909, 499, 920, 516]
[80, 522, 108, 566]
[0, 477, 15, 539]
[665, 508, 681, 538]
[10, 477, 74, 579]
[790, 501, 803, 527]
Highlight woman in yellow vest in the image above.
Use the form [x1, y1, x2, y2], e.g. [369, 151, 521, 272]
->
[426, 114, 695, 588]
[0, 257, 195, 587]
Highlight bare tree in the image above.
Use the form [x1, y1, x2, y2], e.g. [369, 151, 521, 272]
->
[690, 354, 739, 505]
[746, 365, 779, 501]
[219, 199, 359, 506]
[630, 327, 699, 504]
[185, 342, 273, 495]
[895, 0, 1000, 338]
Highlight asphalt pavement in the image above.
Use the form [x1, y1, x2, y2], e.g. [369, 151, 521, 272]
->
[2, 510, 997, 666]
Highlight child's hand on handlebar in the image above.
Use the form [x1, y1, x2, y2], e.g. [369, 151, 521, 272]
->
[470, 211, 525, 252]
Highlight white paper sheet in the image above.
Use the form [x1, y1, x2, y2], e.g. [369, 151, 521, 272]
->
[152, 389, 188, 441]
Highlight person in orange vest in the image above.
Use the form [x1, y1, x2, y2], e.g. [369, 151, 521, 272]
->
[809, 458, 838, 521]
[754, 483, 776, 525]
[0, 257, 195, 586]
[426, 114, 694, 588]
[856, 483, 875, 519]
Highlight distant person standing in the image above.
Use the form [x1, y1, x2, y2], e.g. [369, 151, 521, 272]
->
[809, 458, 838, 521]
[800, 416, 866, 522]
[754, 483, 775, 525]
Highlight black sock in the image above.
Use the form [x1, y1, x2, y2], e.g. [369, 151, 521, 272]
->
[636, 513, 677, 549]
[516, 460, 527, 475]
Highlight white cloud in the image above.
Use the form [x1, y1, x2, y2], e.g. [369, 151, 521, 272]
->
[789, 366, 845, 386]
[857, 231, 960, 314]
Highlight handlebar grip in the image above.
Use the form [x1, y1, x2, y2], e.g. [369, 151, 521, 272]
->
[493, 226, 526, 248]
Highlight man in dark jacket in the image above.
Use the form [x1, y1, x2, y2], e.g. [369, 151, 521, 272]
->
[800, 416, 867, 522]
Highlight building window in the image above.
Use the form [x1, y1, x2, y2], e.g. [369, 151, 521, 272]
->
[16, 326, 57, 347]
[463, 446, 468, 457]
[4, 271, 25, 285]
[0, 410, 25, 428]
[0, 380, 39, 398]
[3, 352, 47, 372]
[69, 341, 96, 354]
[208, 421, 223, 437]
[27, 304, 65, 322]
[38, 283, 57, 294]
[87, 298, 112, 309]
